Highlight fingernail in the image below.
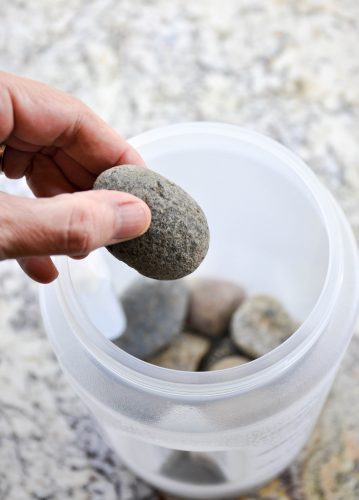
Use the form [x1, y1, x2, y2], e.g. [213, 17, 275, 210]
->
[113, 201, 151, 242]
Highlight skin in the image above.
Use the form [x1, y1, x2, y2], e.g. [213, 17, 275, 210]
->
[0, 71, 151, 284]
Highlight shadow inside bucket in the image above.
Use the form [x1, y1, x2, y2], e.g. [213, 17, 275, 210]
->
[160, 451, 226, 485]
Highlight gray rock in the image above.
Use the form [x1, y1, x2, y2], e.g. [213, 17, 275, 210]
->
[209, 355, 248, 371]
[94, 165, 209, 280]
[113, 278, 189, 359]
[201, 337, 240, 371]
[230, 294, 299, 358]
[186, 278, 245, 337]
[148, 331, 210, 371]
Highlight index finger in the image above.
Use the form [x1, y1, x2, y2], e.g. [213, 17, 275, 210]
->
[0, 71, 145, 173]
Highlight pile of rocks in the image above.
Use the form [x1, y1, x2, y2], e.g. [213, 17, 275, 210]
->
[114, 277, 299, 371]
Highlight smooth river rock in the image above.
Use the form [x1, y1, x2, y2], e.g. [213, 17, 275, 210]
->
[209, 355, 249, 371]
[148, 331, 210, 371]
[201, 337, 240, 371]
[113, 278, 189, 359]
[186, 278, 245, 337]
[94, 165, 210, 280]
[230, 294, 299, 358]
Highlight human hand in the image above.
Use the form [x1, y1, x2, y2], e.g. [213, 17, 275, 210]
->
[0, 71, 151, 283]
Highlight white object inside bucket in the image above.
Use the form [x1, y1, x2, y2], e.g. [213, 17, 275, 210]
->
[68, 249, 126, 340]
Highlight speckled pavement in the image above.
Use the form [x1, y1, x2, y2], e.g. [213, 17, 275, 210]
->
[1, 1, 359, 498]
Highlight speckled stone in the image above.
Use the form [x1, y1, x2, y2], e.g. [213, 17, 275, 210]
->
[209, 355, 249, 371]
[113, 278, 189, 359]
[147, 331, 210, 371]
[201, 337, 240, 371]
[94, 165, 209, 280]
[186, 278, 245, 337]
[230, 295, 299, 358]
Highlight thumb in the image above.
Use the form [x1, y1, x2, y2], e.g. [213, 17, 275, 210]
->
[0, 190, 151, 259]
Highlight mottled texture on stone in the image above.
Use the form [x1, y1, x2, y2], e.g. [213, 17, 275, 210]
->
[147, 331, 210, 371]
[209, 355, 249, 371]
[230, 295, 299, 358]
[201, 337, 240, 371]
[114, 278, 189, 359]
[186, 278, 245, 337]
[94, 165, 209, 280]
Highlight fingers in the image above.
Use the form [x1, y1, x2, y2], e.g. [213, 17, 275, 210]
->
[1, 146, 33, 179]
[3, 148, 78, 196]
[0, 72, 145, 181]
[17, 254, 88, 285]
[51, 149, 96, 189]
[3, 147, 95, 196]
[17, 256, 59, 284]
[59, 111, 145, 173]
[0, 190, 151, 260]
[24, 153, 78, 196]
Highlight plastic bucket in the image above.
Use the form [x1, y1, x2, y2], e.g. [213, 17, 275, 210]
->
[39, 123, 359, 498]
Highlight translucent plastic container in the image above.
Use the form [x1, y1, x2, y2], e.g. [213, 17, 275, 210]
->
[39, 123, 359, 498]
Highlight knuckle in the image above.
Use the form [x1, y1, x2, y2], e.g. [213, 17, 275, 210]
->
[64, 201, 96, 255]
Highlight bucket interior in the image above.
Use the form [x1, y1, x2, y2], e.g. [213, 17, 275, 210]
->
[68, 129, 329, 339]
